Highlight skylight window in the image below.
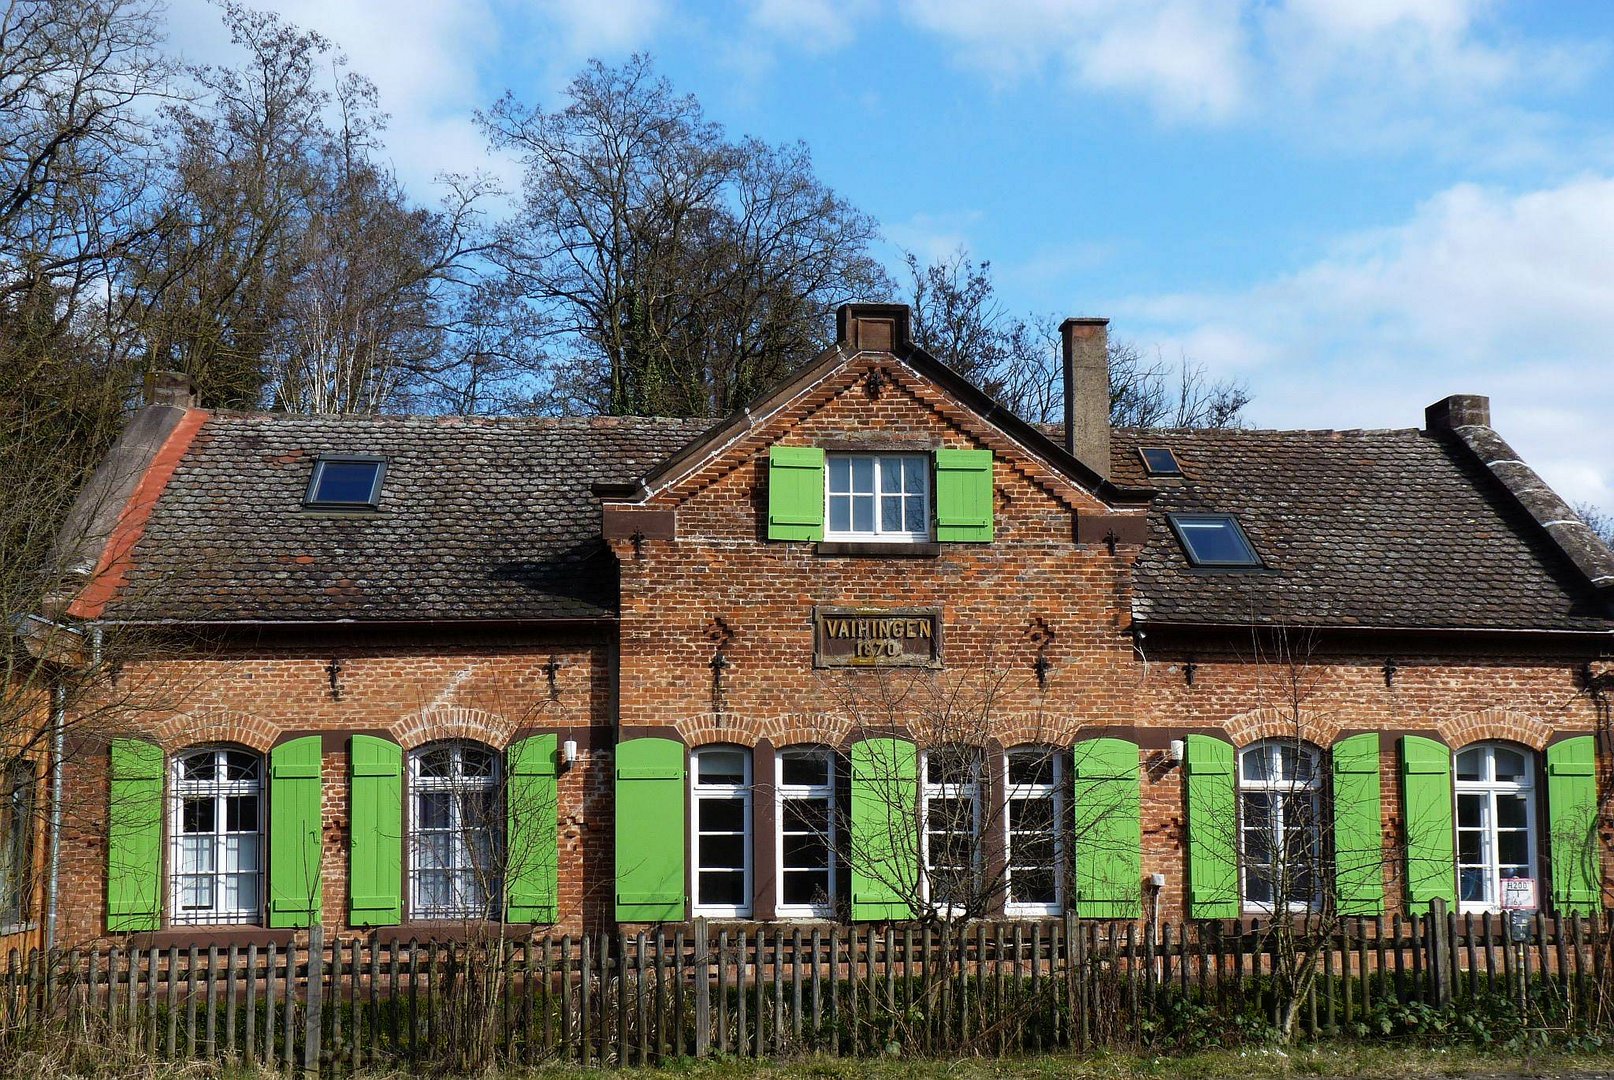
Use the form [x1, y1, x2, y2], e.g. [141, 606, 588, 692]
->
[1168, 513, 1262, 568]
[1138, 447, 1182, 476]
[305, 456, 386, 508]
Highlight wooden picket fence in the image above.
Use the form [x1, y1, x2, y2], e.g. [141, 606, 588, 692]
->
[4, 904, 1614, 1071]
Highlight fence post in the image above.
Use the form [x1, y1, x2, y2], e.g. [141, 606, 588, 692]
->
[693, 918, 710, 1056]
[303, 925, 324, 1076]
[1428, 899, 1451, 1007]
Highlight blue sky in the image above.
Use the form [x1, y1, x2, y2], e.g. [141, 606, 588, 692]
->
[167, 0, 1614, 514]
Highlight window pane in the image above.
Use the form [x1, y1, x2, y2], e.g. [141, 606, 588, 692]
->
[783, 798, 828, 832]
[1175, 516, 1259, 565]
[232, 833, 259, 872]
[1457, 830, 1483, 864]
[416, 792, 451, 831]
[1241, 750, 1271, 782]
[416, 870, 451, 909]
[881, 495, 902, 532]
[783, 832, 828, 866]
[1008, 752, 1055, 787]
[783, 870, 829, 906]
[829, 457, 851, 493]
[417, 748, 451, 778]
[1455, 748, 1483, 782]
[313, 460, 380, 504]
[1244, 869, 1273, 905]
[460, 747, 496, 777]
[700, 871, 746, 905]
[927, 749, 979, 786]
[780, 753, 828, 788]
[852, 495, 874, 533]
[851, 457, 874, 493]
[1498, 794, 1528, 830]
[179, 754, 215, 782]
[904, 498, 926, 534]
[699, 797, 746, 833]
[829, 496, 850, 533]
[182, 798, 215, 834]
[1459, 867, 1487, 902]
[903, 456, 925, 492]
[1457, 793, 1486, 829]
[1494, 749, 1526, 783]
[1498, 831, 1528, 866]
[699, 834, 745, 869]
[1012, 833, 1056, 867]
[880, 457, 902, 490]
[697, 750, 746, 785]
[223, 752, 259, 781]
[225, 795, 257, 833]
[1010, 797, 1055, 833]
[1011, 868, 1056, 904]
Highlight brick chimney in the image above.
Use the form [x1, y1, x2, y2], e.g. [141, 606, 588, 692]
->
[143, 370, 198, 409]
[1060, 317, 1110, 479]
[1423, 394, 1491, 431]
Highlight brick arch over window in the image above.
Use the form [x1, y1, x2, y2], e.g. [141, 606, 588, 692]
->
[994, 716, 1088, 749]
[1224, 707, 1342, 750]
[150, 707, 280, 753]
[757, 713, 854, 748]
[1438, 708, 1551, 752]
[392, 706, 515, 751]
[678, 714, 761, 748]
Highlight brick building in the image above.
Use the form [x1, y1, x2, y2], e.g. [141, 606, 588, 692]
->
[13, 303, 1614, 950]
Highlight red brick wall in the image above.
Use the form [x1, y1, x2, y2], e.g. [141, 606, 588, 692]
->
[52, 635, 616, 947]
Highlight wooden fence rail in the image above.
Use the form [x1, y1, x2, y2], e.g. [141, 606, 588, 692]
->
[3, 905, 1611, 1072]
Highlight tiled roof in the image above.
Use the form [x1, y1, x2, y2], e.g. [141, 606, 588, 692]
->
[110, 413, 712, 622]
[1110, 427, 1613, 631]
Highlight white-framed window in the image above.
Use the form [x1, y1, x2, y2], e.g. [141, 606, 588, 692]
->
[170, 747, 262, 926]
[692, 746, 752, 918]
[1455, 743, 1538, 913]
[826, 454, 930, 542]
[1005, 747, 1063, 916]
[923, 745, 983, 911]
[777, 747, 838, 918]
[409, 741, 500, 920]
[1239, 741, 1322, 912]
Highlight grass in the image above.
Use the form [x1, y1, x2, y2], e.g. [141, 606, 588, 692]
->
[12, 1046, 1613, 1080]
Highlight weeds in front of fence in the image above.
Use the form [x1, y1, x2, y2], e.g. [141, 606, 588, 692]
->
[3, 911, 1614, 1073]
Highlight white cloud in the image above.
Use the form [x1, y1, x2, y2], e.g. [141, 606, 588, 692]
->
[534, 0, 667, 58]
[750, 0, 876, 51]
[898, 0, 1599, 155]
[1118, 177, 1614, 510]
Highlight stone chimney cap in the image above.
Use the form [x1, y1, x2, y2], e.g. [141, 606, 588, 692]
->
[144, 370, 198, 409]
[1424, 394, 1491, 431]
[836, 304, 911, 354]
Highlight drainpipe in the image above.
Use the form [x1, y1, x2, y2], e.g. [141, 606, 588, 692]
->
[45, 679, 65, 952]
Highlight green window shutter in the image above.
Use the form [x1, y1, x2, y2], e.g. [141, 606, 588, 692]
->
[1184, 735, 1239, 919]
[1071, 737, 1142, 919]
[767, 445, 825, 541]
[267, 736, 324, 928]
[1400, 736, 1456, 907]
[348, 736, 402, 927]
[615, 737, 687, 922]
[507, 734, 560, 923]
[107, 739, 163, 932]
[849, 738, 918, 921]
[1547, 736, 1601, 913]
[934, 449, 994, 542]
[1331, 734, 1385, 916]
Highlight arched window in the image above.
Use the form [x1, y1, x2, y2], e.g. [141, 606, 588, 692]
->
[777, 747, 839, 918]
[1239, 741, 1321, 912]
[409, 741, 500, 919]
[923, 745, 984, 911]
[170, 747, 262, 926]
[1455, 743, 1538, 912]
[1005, 747, 1064, 916]
[692, 746, 752, 917]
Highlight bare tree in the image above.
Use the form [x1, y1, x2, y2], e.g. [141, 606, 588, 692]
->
[1573, 501, 1614, 549]
[480, 54, 889, 418]
[902, 249, 1250, 430]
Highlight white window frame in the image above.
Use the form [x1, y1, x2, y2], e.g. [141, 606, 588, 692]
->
[692, 746, 753, 919]
[1454, 742, 1539, 915]
[408, 741, 501, 921]
[169, 746, 263, 927]
[1005, 747, 1064, 917]
[824, 452, 931, 543]
[776, 748, 838, 919]
[922, 746, 983, 914]
[1238, 740, 1323, 914]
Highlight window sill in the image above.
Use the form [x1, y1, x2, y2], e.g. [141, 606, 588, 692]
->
[815, 541, 940, 558]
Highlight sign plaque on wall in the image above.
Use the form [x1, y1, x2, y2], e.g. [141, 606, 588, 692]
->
[813, 607, 942, 668]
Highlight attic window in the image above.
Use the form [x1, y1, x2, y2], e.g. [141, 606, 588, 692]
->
[1138, 447, 1182, 477]
[305, 456, 386, 509]
[1168, 513, 1262, 568]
